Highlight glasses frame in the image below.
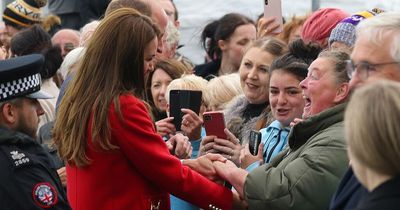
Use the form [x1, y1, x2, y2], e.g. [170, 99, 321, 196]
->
[346, 60, 400, 79]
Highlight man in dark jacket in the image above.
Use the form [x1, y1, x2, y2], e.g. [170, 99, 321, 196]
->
[0, 54, 70, 209]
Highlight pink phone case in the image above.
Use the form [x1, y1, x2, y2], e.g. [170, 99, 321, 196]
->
[264, 0, 283, 33]
[203, 111, 227, 139]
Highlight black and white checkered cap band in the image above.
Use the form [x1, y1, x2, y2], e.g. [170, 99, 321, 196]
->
[0, 73, 41, 101]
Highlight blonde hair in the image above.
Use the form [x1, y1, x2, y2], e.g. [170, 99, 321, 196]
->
[345, 81, 400, 176]
[165, 74, 209, 107]
[207, 73, 242, 110]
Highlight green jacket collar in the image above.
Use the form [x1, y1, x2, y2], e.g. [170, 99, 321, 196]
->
[288, 103, 347, 150]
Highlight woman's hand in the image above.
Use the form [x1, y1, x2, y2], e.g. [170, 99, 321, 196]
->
[182, 153, 227, 181]
[181, 108, 203, 141]
[240, 143, 264, 169]
[199, 135, 219, 157]
[212, 129, 242, 166]
[155, 117, 176, 136]
[290, 118, 304, 127]
[166, 133, 192, 159]
[257, 16, 282, 38]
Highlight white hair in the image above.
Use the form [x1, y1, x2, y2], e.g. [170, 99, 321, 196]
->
[59, 47, 85, 80]
[356, 12, 400, 62]
[164, 20, 180, 50]
[79, 20, 100, 47]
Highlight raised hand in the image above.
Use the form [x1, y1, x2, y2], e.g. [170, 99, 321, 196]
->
[240, 143, 264, 169]
[155, 117, 176, 136]
[212, 128, 242, 166]
[257, 16, 282, 38]
[181, 108, 203, 141]
[290, 118, 304, 127]
[199, 135, 219, 157]
[166, 133, 192, 159]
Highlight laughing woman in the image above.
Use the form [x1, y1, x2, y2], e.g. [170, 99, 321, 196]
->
[214, 50, 351, 210]
[240, 39, 321, 170]
[200, 37, 287, 165]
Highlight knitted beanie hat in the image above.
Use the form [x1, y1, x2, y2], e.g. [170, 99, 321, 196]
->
[2, 0, 48, 29]
[328, 9, 384, 47]
[301, 8, 349, 47]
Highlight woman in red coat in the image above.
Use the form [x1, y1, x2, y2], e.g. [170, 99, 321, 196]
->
[54, 8, 237, 210]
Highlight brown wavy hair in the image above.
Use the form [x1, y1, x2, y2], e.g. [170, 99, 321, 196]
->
[53, 8, 160, 167]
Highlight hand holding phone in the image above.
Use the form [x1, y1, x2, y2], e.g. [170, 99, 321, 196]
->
[249, 130, 262, 156]
[264, 0, 283, 33]
[203, 111, 227, 139]
[169, 90, 202, 131]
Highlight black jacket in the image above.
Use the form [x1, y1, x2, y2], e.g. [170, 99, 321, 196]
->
[193, 59, 221, 80]
[329, 167, 369, 210]
[355, 176, 400, 210]
[0, 128, 70, 209]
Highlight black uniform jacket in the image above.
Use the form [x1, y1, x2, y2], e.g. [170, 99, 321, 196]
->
[0, 128, 71, 209]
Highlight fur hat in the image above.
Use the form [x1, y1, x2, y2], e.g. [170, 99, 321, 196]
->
[2, 0, 48, 29]
[329, 9, 384, 47]
[301, 8, 349, 47]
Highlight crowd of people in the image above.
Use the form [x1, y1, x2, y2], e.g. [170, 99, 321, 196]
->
[0, 0, 399, 210]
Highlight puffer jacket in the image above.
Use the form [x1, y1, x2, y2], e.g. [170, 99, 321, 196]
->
[244, 103, 349, 210]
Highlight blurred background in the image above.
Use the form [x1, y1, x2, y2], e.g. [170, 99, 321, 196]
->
[2, 0, 399, 64]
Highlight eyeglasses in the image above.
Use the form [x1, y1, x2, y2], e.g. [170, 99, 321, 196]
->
[346, 60, 400, 79]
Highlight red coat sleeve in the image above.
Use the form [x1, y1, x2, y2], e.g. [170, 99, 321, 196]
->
[110, 95, 232, 210]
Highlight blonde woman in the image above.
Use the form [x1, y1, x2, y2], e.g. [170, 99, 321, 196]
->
[345, 81, 400, 210]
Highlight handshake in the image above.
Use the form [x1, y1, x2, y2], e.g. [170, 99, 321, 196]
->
[182, 152, 249, 209]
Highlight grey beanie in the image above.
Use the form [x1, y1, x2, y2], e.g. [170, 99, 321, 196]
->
[329, 10, 383, 47]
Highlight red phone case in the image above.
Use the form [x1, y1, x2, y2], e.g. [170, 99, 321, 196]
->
[203, 111, 227, 139]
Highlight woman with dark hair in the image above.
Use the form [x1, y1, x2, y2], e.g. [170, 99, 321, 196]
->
[54, 8, 240, 210]
[194, 13, 256, 80]
[240, 39, 321, 169]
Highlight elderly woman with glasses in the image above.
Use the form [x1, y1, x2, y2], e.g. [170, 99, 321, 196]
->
[213, 50, 351, 210]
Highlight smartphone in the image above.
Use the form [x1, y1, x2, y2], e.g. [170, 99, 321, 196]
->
[249, 130, 262, 155]
[169, 90, 202, 131]
[264, 0, 283, 33]
[203, 111, 227, 139]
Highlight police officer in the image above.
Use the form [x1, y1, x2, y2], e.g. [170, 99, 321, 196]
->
[0, 54, 71, 209]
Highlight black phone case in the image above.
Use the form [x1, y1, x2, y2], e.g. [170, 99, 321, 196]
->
[249, 130, 262, 155]
[169, 90, 202, 131]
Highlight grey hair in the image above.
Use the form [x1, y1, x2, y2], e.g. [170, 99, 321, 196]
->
[164, 21, 180, 50]
[356, 12, 400, 62]
[318, 50, 350, 84]
[80, 20, 100, 47]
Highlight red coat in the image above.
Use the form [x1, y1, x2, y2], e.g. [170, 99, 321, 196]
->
[66, 94, 232, 210]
